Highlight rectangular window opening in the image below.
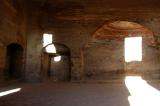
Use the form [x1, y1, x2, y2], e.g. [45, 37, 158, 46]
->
[125, 36, 142, 62]
[43, 33, 53, 47]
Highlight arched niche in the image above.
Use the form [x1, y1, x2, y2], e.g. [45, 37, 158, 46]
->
[5, 43, 24, 80]
[82, 21, 158, 80]
[42, 42, 71, 81]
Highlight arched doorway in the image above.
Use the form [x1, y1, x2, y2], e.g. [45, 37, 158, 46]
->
[42, 42, 71, 81]
[6, 43, 24, 80]
[82, 21, 156, 80]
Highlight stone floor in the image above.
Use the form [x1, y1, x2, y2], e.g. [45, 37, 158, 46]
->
[0, 80, 160, 106]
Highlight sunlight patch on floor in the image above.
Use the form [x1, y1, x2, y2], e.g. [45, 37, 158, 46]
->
[125, 76, 160, 106]
[0, 88, 21, 97]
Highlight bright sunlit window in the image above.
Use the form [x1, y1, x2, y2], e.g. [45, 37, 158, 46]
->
[43, 33, 53, 47]
[43, 33, 57, 53]
[125, 37, 142, 62]
[54, 56, 61, 62]
[0, 88, 21, 97]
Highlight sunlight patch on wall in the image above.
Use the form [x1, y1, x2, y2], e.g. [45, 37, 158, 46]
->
[125, 37, 142, 62]
[0, 88, 21, 97]
[54, 56, 61, 62]
[46, 44, 56, 53]
[125, 76, 160, 106]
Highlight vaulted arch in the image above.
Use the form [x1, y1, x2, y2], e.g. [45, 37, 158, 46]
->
[82, 21, 157, 80]
[92, 21, 154, 42]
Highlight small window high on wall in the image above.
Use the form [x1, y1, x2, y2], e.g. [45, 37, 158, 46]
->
[43, 33, 56, 53]
[125, 37, 142, 62]
[43, 33, 53, 47]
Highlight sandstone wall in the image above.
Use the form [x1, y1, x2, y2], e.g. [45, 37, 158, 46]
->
[25, 1, 160, 81]
[0, 0, 27, 85]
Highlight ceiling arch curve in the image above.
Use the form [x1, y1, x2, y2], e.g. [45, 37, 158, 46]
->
[93, 21, 154, 40]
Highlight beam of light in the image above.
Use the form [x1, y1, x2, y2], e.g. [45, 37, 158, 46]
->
[125, 37, 142, 62]
[0, 88, 21, 97]
[125, 76, 160, 106]
[45, 44, 56, 53]
[43, 33, 53, 47]
[54, 56, 61, 62]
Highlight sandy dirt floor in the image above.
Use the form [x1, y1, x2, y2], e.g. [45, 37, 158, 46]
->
[0, 80, 159, 106]
[0, 82, 129, 106]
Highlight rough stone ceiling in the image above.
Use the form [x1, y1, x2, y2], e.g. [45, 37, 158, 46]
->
[29, 0, 160, 10]
[27, 0, 160, 22]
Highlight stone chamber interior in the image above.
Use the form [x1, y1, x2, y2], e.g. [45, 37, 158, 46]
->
[1, 0, 160, 106]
